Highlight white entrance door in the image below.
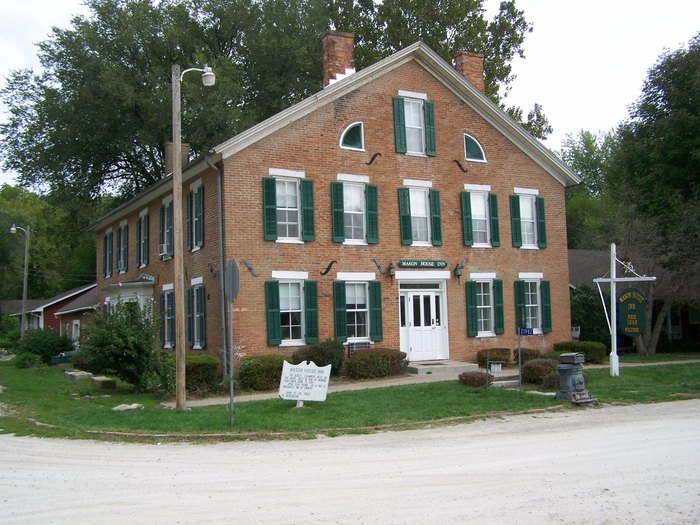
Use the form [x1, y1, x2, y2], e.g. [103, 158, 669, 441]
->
[399, 286, 448, 361]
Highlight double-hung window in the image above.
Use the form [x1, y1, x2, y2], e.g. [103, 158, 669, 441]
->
[263, 169, 315, 242]
[159, 197, 174, 258]
[160, 285, 175, 348]
[186, 181, 204, 251]
[393, 91, 436, 157]
[514, 274, 552, 334]
[331, 175, 378, 244]
[462, 185, 500, 247]
[510, 188, 546, 249]
[187, 278, 206, 349]
[102, 229, 113, 278]
[115, 221, 128, 274]
[398, 182, 442, 246]
[136, 210, 149, 268]
[333, 274, 383, 343]
[466, 274, 504, 337]
[265, 273, 318, 346]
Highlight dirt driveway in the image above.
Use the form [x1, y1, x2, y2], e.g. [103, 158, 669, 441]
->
[1, 399, 699, 524]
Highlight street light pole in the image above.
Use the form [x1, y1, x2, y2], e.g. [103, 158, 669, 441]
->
[9, 224, 30, 337]
[171, 64, 215, 411]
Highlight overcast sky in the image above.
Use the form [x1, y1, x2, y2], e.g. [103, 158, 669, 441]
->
[1, 0, 699, 186]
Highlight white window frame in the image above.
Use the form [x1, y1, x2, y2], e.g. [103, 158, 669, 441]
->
[278, 280, 304, 346]
[345, 281, 370, 342]
[344, 181, 366, 243]
[189, 179, 204, 251]
[464, 133, 487, 163]
[161, 196, 174, 258]
[162, 283, 174, 348]
[339, 122, 365, 151]
[519, 273, 543, 335]
[404, 97, 425, 155]
[116, 220, 128, 274]
[515, 188, 539, 249]
[137, 208, 148, 268]
[409, 186, 431, 245]
[103, 228, 113, 278]
[472, 191, 491, 247]
[190, 277, 205, 349]
[476, 280, 495, 337]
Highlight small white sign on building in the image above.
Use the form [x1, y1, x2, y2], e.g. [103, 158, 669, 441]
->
[279, 360, 332, 406]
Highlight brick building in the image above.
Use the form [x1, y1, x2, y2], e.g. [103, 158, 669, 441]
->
[92, 32, 580, 366]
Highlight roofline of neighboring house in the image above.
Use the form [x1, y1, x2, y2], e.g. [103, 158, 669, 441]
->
[90, 41, 580, 231]
[55, 303, 99, 317]
[24, 283, 97, 313]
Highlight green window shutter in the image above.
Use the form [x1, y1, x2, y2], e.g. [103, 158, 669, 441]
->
[304, 280, 319, 344]
[466, 281, 478, 337]
[510, 195, 522, 248]
[167, 204, 174, 256]
[159, 292, 165, 346]
[196, 186, 204, 247]
[102, 235, 107, 277]
[494, 279, 504, 334]
[168, 292, 175, 345]
[536, 196, 547, 248]
[136, 218, 142, 268]
[365, 184, 379, 244]
[144, 214, 149, 265]
[461, 191, 474, 246]
[115, 227, 122, 270]
[514, 280, 526, 333]
[262, 178, 278, 241]
[331, 182, 345, 243]
[265, 281, 281, 346]
[333, 281, 347, 343]
[369, 281, 383, 341]
[489, 193, 500, 247]
[197, 285, 206, 347]
[186, 287, 194, 348]
[429, 189, 442, 246]
[300, 179, 315, 241]
[159, 206, 165, 248]
[424, 101, 436, 157]
[398, 188, 412, 245]
[124, 225, 128, 272]
[393, 97, 407, 154]
[186, 191, 192, 251]
[541, 280, 552, 333]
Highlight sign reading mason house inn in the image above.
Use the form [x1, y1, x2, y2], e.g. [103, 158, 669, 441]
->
[617, 287, 647, 336]
[398, 260, 448, 269]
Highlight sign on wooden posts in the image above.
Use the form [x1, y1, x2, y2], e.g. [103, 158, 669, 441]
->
[617, 287, 647, 336]
[279, 360, 331, 408]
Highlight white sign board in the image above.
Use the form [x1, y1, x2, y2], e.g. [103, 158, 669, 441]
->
[279, 360, 331, 402]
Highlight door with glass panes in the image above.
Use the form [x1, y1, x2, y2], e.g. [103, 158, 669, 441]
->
[399, 283, 448, 361]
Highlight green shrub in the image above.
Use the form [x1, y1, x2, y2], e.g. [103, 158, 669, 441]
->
[13, 352, 41, 369]
[521, 358, 558, 384]
[476, 348, 510, 367]
[542, 370, 560, 391]
[514, 348, 540, 363]
[79, 301, 158, 392]
[346, 348, 408, 379]
[552, 341, 607, 364]
[186, 354, 221, 395]
[292, 339, 345, 375]
[458, 371, 493, 387]
[149, 352, 175, 394]
[0, 314, 20, 350]
[238, 355, 286, 391]
[18, 329, 74, 364]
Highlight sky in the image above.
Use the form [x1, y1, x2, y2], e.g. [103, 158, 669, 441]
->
[0, 0, 699, 186]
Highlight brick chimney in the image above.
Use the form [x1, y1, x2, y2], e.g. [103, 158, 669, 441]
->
[164, 142, 190, 176]
[322, 31, 355, 87]
[453, 51, 485, 93]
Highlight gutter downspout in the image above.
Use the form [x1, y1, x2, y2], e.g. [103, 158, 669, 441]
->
[205, 154, 228, 381]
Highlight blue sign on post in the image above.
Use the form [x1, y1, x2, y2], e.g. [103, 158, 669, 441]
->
[519, 327, 534, 336]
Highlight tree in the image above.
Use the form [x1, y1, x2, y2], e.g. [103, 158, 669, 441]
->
[606, 33, 700, 354]
[1, 0, 544, 199]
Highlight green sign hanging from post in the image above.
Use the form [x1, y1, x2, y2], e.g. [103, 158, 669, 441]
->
[617, 287, 646, 336]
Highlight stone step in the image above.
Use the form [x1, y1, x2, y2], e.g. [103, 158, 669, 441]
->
[407, 360, 479, 375]
[491, 379, 520, 389]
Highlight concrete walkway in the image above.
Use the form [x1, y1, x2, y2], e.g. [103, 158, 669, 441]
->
[161, 358, 700, 408]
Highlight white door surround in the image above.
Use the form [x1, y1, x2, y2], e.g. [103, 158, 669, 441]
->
[398, 278, 449, 361]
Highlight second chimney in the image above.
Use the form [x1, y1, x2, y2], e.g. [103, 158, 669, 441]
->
[453, 51, 485, 93]
[164, 141, 190, 176]
[322, 31, 355, 87]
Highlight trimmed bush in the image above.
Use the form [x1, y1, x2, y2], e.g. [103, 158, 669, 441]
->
[542, 370, 560, 391]
[14, 352, 41, 369]
[186, 354, 221, 395]
[458, 371, 493, 387]
[553, 341, 607, 364]
[292, 339, 345, 375]
[514, 348, 540, 363]
[346, 348, 408, 379]
[18, 329, 74, 364]
[476, 348, 510, 367]
[521, 358, 558, 385]
[238, 355, 286, 391]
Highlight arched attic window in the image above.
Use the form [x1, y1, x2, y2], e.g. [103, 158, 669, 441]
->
[464, 134, 486, 162]
[340, 122, 365, 151]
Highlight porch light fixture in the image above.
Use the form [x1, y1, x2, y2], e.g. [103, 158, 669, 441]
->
[171, 62, 216, 411]
[454, 258, 467, 280]
[386, 262, 396, 279]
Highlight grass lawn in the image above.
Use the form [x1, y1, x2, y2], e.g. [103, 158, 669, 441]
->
[1, 358, 699, 442]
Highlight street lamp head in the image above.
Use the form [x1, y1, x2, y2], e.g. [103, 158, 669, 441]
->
[201, 65, 215, 87]
[10, 224, 17, 234]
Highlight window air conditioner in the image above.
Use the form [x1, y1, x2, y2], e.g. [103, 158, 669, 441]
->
[158, 243, 169, 257]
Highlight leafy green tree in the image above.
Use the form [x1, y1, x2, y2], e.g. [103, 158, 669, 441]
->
[606, 33, 700, 354]
[80, 300, 159, 392]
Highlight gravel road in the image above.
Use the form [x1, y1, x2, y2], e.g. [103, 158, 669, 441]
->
[2, 399, 699, 524]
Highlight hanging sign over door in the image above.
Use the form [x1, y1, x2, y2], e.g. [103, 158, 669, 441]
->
[617, 287, 646, 336]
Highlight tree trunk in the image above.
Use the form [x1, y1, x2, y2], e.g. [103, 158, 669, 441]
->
[635, 299, 672, 355]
